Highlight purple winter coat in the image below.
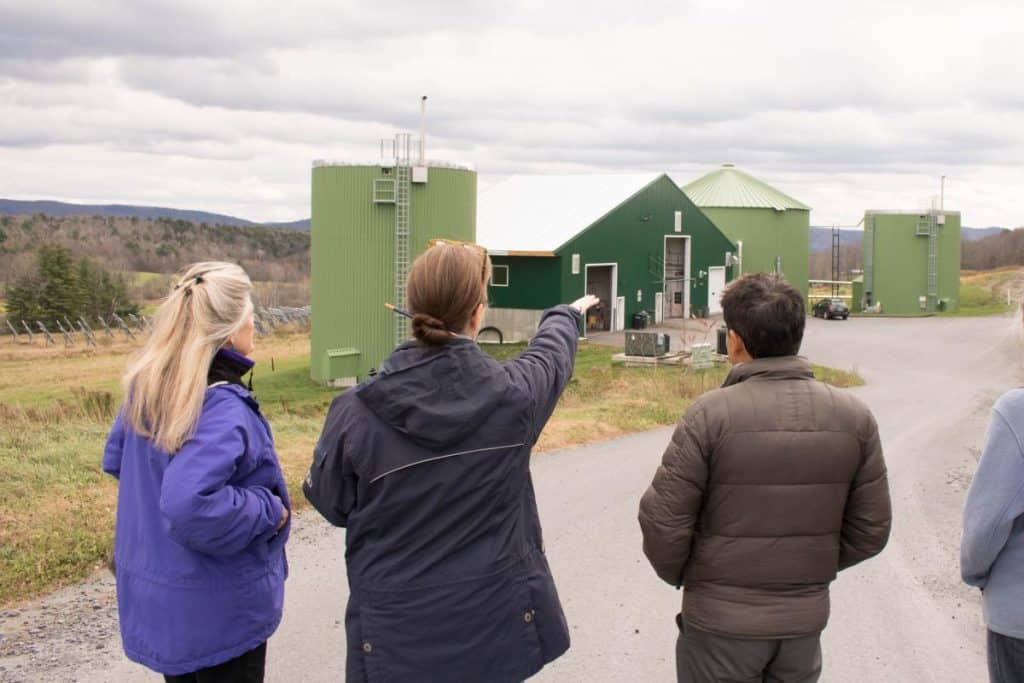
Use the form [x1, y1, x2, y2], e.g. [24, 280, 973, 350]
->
[102, 381, 290, 675]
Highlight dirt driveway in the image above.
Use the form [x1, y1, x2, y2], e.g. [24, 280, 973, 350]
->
[3, 314, 1018, 682]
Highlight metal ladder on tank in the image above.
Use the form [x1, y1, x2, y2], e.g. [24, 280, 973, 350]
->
[393, 133, 412, 347]
[918, 214, 939, 309]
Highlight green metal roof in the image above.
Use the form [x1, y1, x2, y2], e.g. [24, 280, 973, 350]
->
[682, 164, 810, 211]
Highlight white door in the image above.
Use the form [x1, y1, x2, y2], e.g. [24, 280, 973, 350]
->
[614, 296, 625, 331]
[654, 292, 664, 324]
[708, 267, 726, 315]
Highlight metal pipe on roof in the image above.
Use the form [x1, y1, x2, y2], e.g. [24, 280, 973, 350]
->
[419, 95, 427, 165]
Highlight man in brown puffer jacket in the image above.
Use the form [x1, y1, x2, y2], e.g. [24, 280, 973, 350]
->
[639, 273, 891, 683]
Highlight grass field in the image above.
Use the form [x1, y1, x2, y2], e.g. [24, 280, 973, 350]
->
[945, 269, 1020, 317]
[0, 334, 861, 606]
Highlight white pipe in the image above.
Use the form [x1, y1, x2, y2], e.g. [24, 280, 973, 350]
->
[419, 95, 427, 165]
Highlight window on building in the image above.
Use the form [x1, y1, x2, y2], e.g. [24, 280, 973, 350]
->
[491, 264, 509, 287]
[571, 254, 580, 275]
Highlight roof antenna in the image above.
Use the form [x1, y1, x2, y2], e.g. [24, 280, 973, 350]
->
[419, 95, 428, 165]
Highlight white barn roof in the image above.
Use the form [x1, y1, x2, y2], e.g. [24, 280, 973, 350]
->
[476, 173, 664, 254]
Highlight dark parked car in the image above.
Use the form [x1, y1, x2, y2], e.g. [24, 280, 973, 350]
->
[812, 298, 849, 320]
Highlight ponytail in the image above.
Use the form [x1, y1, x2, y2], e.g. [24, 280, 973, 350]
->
[121, 261, 253, 453]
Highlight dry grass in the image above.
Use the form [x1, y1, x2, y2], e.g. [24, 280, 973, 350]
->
[0, 334, 861, 606]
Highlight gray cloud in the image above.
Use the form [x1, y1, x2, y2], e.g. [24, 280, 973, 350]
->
[0, 0, 1021, 226]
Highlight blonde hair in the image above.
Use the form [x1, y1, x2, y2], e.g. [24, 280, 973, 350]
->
[122, 261, 254, 453]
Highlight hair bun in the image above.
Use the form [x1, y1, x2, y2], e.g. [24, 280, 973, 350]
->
[412, 313, 452, 346]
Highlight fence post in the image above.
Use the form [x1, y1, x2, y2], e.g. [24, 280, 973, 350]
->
[54, 319, 74, 346]
[36, 321, 56, 347]
[22, 321, 36, 344]
[6, 320, 19, 343]
[78, 321, 97, 347]
[97, 316, 114, 338]
[112, 314, 135, 340]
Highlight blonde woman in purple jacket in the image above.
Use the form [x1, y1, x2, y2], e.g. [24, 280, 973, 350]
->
[103, 262, 290, 682]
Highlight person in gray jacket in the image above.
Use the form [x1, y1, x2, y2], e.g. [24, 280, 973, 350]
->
[961, 358, 1024, 682]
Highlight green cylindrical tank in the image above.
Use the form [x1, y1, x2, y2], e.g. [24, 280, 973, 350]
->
[683, 165, 811, 300]
[310, 162, 476, 385]
[861, 210, 960, 315]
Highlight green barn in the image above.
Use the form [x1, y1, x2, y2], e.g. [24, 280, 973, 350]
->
[310, 138, 476, 385]
[477, 174, 736, 341]
[682, 164, 811, 299]
[861, 210, 961, 314]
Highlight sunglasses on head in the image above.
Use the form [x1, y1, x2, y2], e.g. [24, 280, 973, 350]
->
[427, 238, 489, 283]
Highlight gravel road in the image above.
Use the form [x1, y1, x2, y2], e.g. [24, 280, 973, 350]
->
[2, 314, 1018, 682]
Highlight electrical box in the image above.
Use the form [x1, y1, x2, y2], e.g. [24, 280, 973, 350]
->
[412, 166, 429, 183]
[625, 332, 669, 357]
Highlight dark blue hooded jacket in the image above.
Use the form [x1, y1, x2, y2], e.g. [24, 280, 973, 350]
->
[304, 305, 581, 682]
[103, 353, 290, 675]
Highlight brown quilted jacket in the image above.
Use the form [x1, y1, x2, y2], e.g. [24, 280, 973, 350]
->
[638, 356, 891, 639]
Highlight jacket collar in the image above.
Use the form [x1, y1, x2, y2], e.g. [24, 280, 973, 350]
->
[722, 355, 814, 387]
[208, 348, 255, 388]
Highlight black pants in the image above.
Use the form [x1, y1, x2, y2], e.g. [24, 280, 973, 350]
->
[164, 642, 266, 683]
[988, 629, 1024, 683]
[676, 615, 821, 683]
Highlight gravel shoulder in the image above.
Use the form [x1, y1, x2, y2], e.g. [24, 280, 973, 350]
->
[2, 314, 1017, 682]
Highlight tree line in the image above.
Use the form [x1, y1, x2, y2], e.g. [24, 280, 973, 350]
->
[5, 245, 138, 326]
[962, 229, 1024, 270]
[0, 213, 309, 284]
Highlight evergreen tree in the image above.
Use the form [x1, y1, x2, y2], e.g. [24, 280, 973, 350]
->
[5, 275, 43, 324]
[3, 244, 138, 325]
[36, 244, 79, 324]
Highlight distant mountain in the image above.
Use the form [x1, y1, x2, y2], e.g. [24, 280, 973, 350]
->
[809, 227, 862, 253]
[265, 218, 311, 231]
[810, 225, 1008, 252]
[961, 226, 1006, 241]
[0, 199, 310, 231]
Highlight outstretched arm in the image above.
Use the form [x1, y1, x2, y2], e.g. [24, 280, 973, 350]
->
[502, 296, 597, 441]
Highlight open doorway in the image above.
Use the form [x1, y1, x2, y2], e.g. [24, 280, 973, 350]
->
[663, 236, 690, 319]
[584, 264, 617, 332]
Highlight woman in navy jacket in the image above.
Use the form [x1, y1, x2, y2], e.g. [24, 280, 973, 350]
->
[304, 241, 597, 682]
[103, 262, 290, 682]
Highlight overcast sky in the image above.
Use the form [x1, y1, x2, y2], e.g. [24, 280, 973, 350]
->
[1, 0, 1022, 227]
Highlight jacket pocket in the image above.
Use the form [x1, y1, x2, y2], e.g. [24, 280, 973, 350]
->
[356, 573, 544, 682]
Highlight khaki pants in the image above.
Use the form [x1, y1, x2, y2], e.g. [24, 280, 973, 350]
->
[676, 616, 821, 683]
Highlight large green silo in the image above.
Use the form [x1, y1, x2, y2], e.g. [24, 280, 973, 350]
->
[862, 210, 960, 315]
[310, 160, 476, 385]
[682, 165, 811, 300]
